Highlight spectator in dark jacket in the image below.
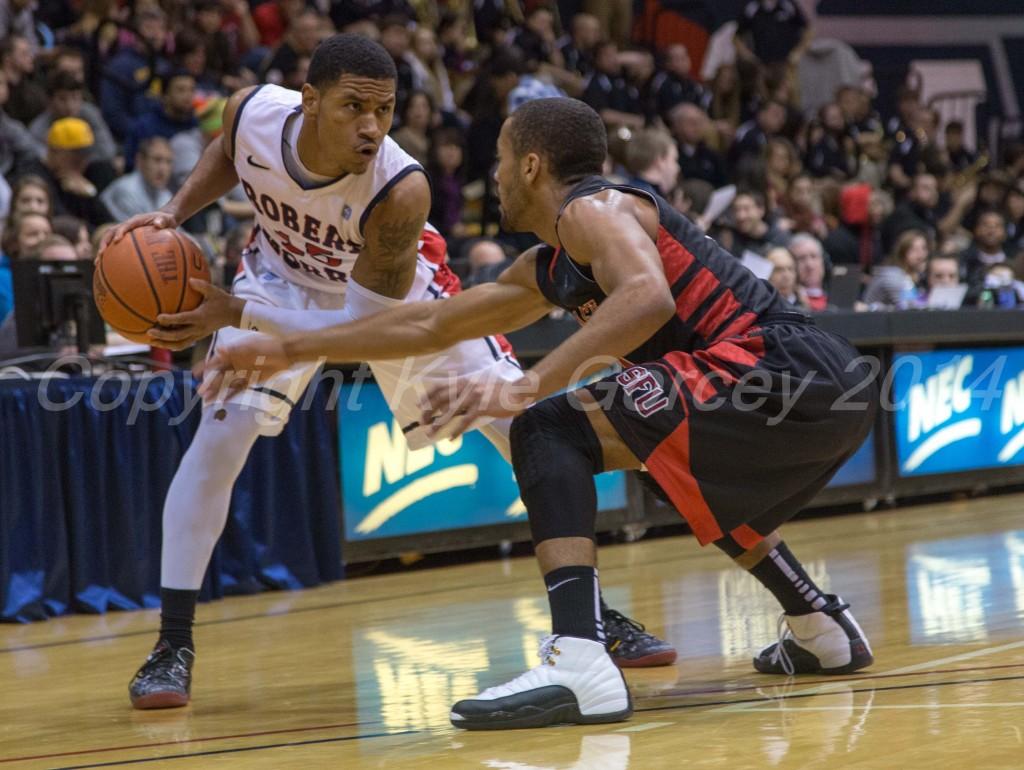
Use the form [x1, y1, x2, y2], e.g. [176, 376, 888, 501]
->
[99, 8, 172, 142]
[123, 71, 197, 171]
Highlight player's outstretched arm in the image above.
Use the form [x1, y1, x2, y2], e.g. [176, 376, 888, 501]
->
[200, 248, 552, 400]
[101, 87, 253, 249]
[523, 193, 676, 398]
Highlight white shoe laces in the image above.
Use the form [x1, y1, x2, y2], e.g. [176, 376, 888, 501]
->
[769, 614, 796, 676]
[539, 634, 561, 666]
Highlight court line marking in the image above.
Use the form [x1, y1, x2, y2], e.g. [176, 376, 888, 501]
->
[614, 721, 674, 733]
[635, 673, 1024, 715]
[47, 730, 417, 770]
[7, 509, 1023, 654]
[740, 703, 1024, 711]
[8, 662, 1023, 766]
[0, 720, 369, 765]
[712, 638, 1024, 713]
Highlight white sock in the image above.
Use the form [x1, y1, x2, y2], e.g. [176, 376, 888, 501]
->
[160, 404, 263, 589]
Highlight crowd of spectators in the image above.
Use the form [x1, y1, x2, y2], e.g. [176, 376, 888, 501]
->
[3, 0, 1024, 353]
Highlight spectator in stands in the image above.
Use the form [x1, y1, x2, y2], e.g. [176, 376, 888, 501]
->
[721, 189, 790, 257]
[410, 25, 455, 116]
[392, 90, 434, 167]
[252, 0, 305, 48]
[0, 34, 45, 124]
[1, 210, 51, 262]
[379, 15, 416, 121]
[507, 5, 559, 70]
[29, 71, 118, 167]
[557, 13, 600, 80]
[882, 172, 940, 252]
[100, 137, 173, 223]
[836, 84, 883, 147]
[1005, 180, 1024, 249]
[123, 70, 197, 170]
[888, 104, 939, 194]
[730, 99, 786, 172]
[34, 117, 114, 227]
[463, 238, 512, 287]
[766, 246, 807, 308]
[0, 71, 43, 181]
[427, 127, 466, 239]
[824, 183, 889, 271]
[261, 9, 325, 89]
[734, 0, 812, 68]
[174, 30, 220, 94]
[925, 254, 961, 293]
[962, 209, 1014, 293]
[582, 40, 644, 130]
[0, 0, 36, 42]
[764, 137, 801, 208]
[806, 102, 856, 180]
[885, 85, 921, 140]
[463, 47, 519, 183]
[863, 229, 929, 309]
[99, 8, 172, 142]
[944, 120, 976, 172]
[28, 234, 79, 262]
[50, 47, 88, 87]
[779, 174, 827, 240]
[193, 1, 242, 90]
[583, 0, 631, 48]
[623, 129, 679, 198]
[650, 44, 705, 123]
[668, 102, 726, 188]
[789, 233, 830, 311]
[976, 263, 1024, 308]
[52, 215, 92, 260]
[8, 175, 51, 218]
[707, 64, 742, 147]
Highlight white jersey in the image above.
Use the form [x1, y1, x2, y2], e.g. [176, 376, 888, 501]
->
[231, 84, 423, 294]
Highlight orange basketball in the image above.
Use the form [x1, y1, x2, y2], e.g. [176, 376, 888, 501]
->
[93, 226, 210, 344]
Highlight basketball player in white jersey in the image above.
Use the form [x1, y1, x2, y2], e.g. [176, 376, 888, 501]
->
[104, 34, 674, 710]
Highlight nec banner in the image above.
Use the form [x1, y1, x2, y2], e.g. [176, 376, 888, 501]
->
[892, 347, 1024, 477]
[339, 383, 627, 541]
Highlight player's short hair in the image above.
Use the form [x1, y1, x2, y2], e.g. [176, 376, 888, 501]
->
[507, 97, 606, 184]
[307, 33, 397, 90]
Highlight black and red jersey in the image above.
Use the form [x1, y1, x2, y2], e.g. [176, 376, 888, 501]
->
[535, 176, 798, 362]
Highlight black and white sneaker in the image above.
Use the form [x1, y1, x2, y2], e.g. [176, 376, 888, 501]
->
[754, 595, 873, 675]
[129, 641, 195, 709]
[450, 636, 633, 730]
[601, 605, 677, 668]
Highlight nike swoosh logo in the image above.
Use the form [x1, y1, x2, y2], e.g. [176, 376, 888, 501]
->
[247, 154, 270, 170]
[547, 577, 580, 592]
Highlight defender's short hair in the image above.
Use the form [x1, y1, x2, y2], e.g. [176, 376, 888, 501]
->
[307, 33, 397, 90]
[507, 97, 606, 184]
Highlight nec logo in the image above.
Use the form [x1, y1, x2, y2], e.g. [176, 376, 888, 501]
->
[616, 366, 670, 417]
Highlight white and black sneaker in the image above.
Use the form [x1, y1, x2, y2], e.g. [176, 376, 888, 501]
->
[450, 635, 633, 730]
[754, 595, 873, 675]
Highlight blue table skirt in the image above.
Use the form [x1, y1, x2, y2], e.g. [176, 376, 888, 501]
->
[0, 370, 342, 623]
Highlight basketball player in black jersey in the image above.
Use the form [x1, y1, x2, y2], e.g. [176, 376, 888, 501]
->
[205, 97, 878, 729]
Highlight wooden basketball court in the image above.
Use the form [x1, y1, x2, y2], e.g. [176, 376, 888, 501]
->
[4, 493, 1024, 769]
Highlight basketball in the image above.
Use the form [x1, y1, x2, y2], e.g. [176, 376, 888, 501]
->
[93, 226, 210, 344]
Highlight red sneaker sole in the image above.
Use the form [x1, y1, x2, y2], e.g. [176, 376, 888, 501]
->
[614, 649, 678, 668]
[130, 692, 190, 710]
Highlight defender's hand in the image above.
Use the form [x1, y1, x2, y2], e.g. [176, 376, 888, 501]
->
[418, 372, 540, 440]
[199, 335, 297, 403]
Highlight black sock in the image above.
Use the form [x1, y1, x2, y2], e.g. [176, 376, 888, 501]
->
[748, 542, 829, 616]
[544, 565, 604, 642]
[159, 587, 199, 650]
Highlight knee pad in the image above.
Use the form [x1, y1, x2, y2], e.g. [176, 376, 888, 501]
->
[510, 394, 605, 544]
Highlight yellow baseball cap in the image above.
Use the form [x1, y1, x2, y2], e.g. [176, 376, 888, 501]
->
[47, 117, 95, 150]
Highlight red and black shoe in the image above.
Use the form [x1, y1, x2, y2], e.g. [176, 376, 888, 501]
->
[601, 603, 677, 668]
[129, 640, 195, 709]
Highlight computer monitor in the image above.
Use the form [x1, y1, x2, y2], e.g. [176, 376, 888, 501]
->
[10, 259, 106, 352]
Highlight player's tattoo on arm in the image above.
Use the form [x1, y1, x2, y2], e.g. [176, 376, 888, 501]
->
[353, 215, 422, 299]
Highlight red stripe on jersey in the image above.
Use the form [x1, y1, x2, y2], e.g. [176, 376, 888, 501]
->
[709, 334, 766, 369]
[419, 227, 448, 266]
[645, 417, 724, 545]
[694, 289, 742, 340]
[662, 350, 719, 404]
[674, 266, 718, 322]
[657, 226, 695, 285]
[691, 349, 739, 388]
[715, 311, 758, 341]
[548, 246, 561, 281]
[730, 524, 764, 549]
